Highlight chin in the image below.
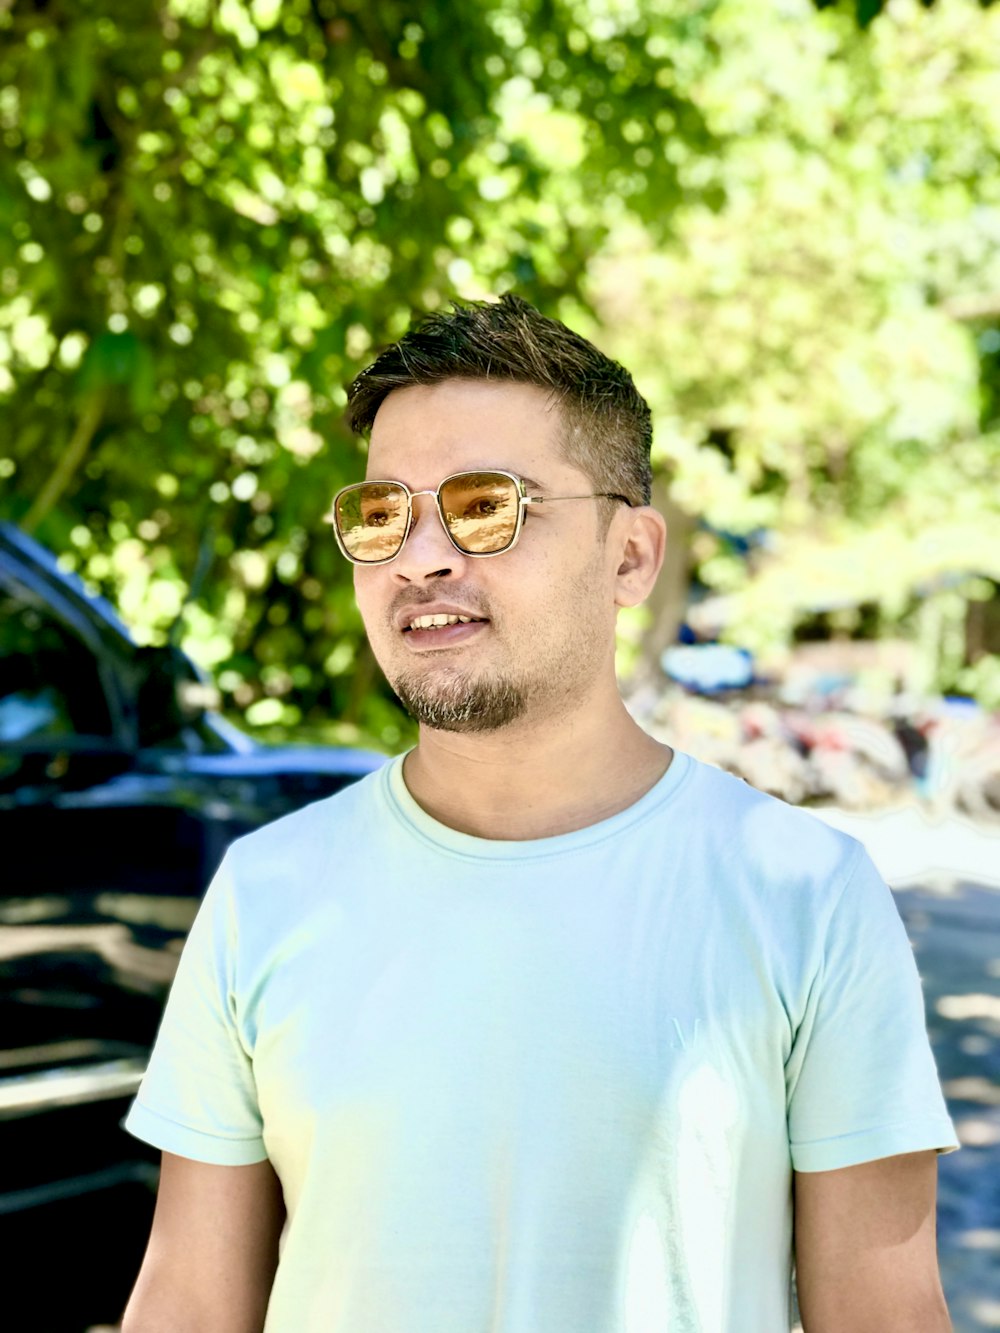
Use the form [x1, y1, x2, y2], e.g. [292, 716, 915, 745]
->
[391, 671, 529, 733]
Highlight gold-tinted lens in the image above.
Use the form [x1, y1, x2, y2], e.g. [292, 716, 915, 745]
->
[335, 482, 409, 562]
[440, 473, 519, 553]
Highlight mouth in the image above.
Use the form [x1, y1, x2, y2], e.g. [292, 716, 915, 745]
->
[400, 611, 490, 650]
[402, 612, 486, 632]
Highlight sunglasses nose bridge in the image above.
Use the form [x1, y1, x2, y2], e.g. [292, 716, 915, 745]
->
[398, 486, 456, 559]
[407, 488, 445, 528]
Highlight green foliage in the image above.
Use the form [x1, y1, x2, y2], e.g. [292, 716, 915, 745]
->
[1, 0, 998, 733]
[0, 0, 717, 748]
[588, 0, 1000, 702]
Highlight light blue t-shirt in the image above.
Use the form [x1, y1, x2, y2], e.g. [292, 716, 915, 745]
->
[125, 749, 958, 1332]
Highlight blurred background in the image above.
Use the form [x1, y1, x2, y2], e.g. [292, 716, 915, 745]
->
[0, 0, 999, 1328]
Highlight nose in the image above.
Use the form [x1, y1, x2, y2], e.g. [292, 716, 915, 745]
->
[390, 492, 467, 583]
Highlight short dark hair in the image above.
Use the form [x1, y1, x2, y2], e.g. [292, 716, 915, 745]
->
[345, 294, 653, 507]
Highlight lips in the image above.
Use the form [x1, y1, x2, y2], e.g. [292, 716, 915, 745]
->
[403, 619, 489, 649]
[403, 614, 488, 632]
[393, 604, 490, 654]
[394, 603, 489, 633]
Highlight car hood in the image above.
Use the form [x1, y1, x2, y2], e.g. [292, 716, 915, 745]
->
[171, 744, 389, 777]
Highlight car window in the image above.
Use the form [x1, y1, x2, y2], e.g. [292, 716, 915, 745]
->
[0, 591, 113, 743]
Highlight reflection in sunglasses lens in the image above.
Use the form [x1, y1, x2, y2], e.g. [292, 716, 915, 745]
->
[442, 473, 519, 553]
[337, 483, 408, 561]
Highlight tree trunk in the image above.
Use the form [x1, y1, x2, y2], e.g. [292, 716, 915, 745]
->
[633, 475, 696, 694]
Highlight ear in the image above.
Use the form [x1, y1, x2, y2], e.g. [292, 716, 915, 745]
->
[612, 506, 667, 609]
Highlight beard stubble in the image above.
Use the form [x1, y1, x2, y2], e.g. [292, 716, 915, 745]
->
[391, 663, 530, 733]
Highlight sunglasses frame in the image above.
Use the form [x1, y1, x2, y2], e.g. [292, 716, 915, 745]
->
[328, 469, 632, 567]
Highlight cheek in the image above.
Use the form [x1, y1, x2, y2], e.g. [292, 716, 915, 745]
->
[564, 550, 617, 625]
[515, 552, 604, 632]
[353, 572, 385, 632]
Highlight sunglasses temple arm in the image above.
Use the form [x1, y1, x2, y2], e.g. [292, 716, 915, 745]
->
[525, 494, 633, 505]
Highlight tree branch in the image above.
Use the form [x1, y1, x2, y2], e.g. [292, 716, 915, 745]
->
[22, 387, 109, 534]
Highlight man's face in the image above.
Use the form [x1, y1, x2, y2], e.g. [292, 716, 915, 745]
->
[353, 379, 622, 734]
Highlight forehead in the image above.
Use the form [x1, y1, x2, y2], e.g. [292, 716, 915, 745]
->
[365, 379, 575, 485]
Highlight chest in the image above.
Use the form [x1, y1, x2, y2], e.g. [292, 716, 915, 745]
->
[244, 881, 792, 1162]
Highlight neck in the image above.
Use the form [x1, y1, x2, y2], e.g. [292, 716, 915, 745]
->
[401, 681, 673, 840]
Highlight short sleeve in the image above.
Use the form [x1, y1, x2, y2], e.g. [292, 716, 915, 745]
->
[123, 853, 268, 1165]
[786, 845, 959, 1172]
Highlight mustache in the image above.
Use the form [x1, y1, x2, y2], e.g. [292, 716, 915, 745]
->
[388, 586, 493, 622]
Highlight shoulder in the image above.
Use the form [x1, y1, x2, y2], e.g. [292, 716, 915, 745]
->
[678, 751, 868, 907]
[223, 759, 390, 895]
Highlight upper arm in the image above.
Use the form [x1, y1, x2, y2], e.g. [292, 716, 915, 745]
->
[786, 849, 957, 1175]
[793, 1150, 951, 1332]
[122, 1152, 285, 1333]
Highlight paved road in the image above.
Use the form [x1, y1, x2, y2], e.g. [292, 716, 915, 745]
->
[809, 804, 1000, 1332]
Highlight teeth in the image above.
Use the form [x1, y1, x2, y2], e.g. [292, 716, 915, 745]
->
[409, 613, 474, 630]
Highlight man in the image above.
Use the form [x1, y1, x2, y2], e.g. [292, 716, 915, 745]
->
[122, 295, 958, 1332]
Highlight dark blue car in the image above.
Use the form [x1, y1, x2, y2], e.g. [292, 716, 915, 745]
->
[0, 520, 383, 1330]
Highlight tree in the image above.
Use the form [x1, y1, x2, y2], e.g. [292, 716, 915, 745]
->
[0, 0, 717, 745]
[586, 0, 1000, 701]
[3, 0, 998, 745]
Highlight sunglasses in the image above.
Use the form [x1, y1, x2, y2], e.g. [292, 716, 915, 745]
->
[328, 469, 633, 566]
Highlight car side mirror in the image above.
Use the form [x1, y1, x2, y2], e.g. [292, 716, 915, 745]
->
[133, 645, 219, 746]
